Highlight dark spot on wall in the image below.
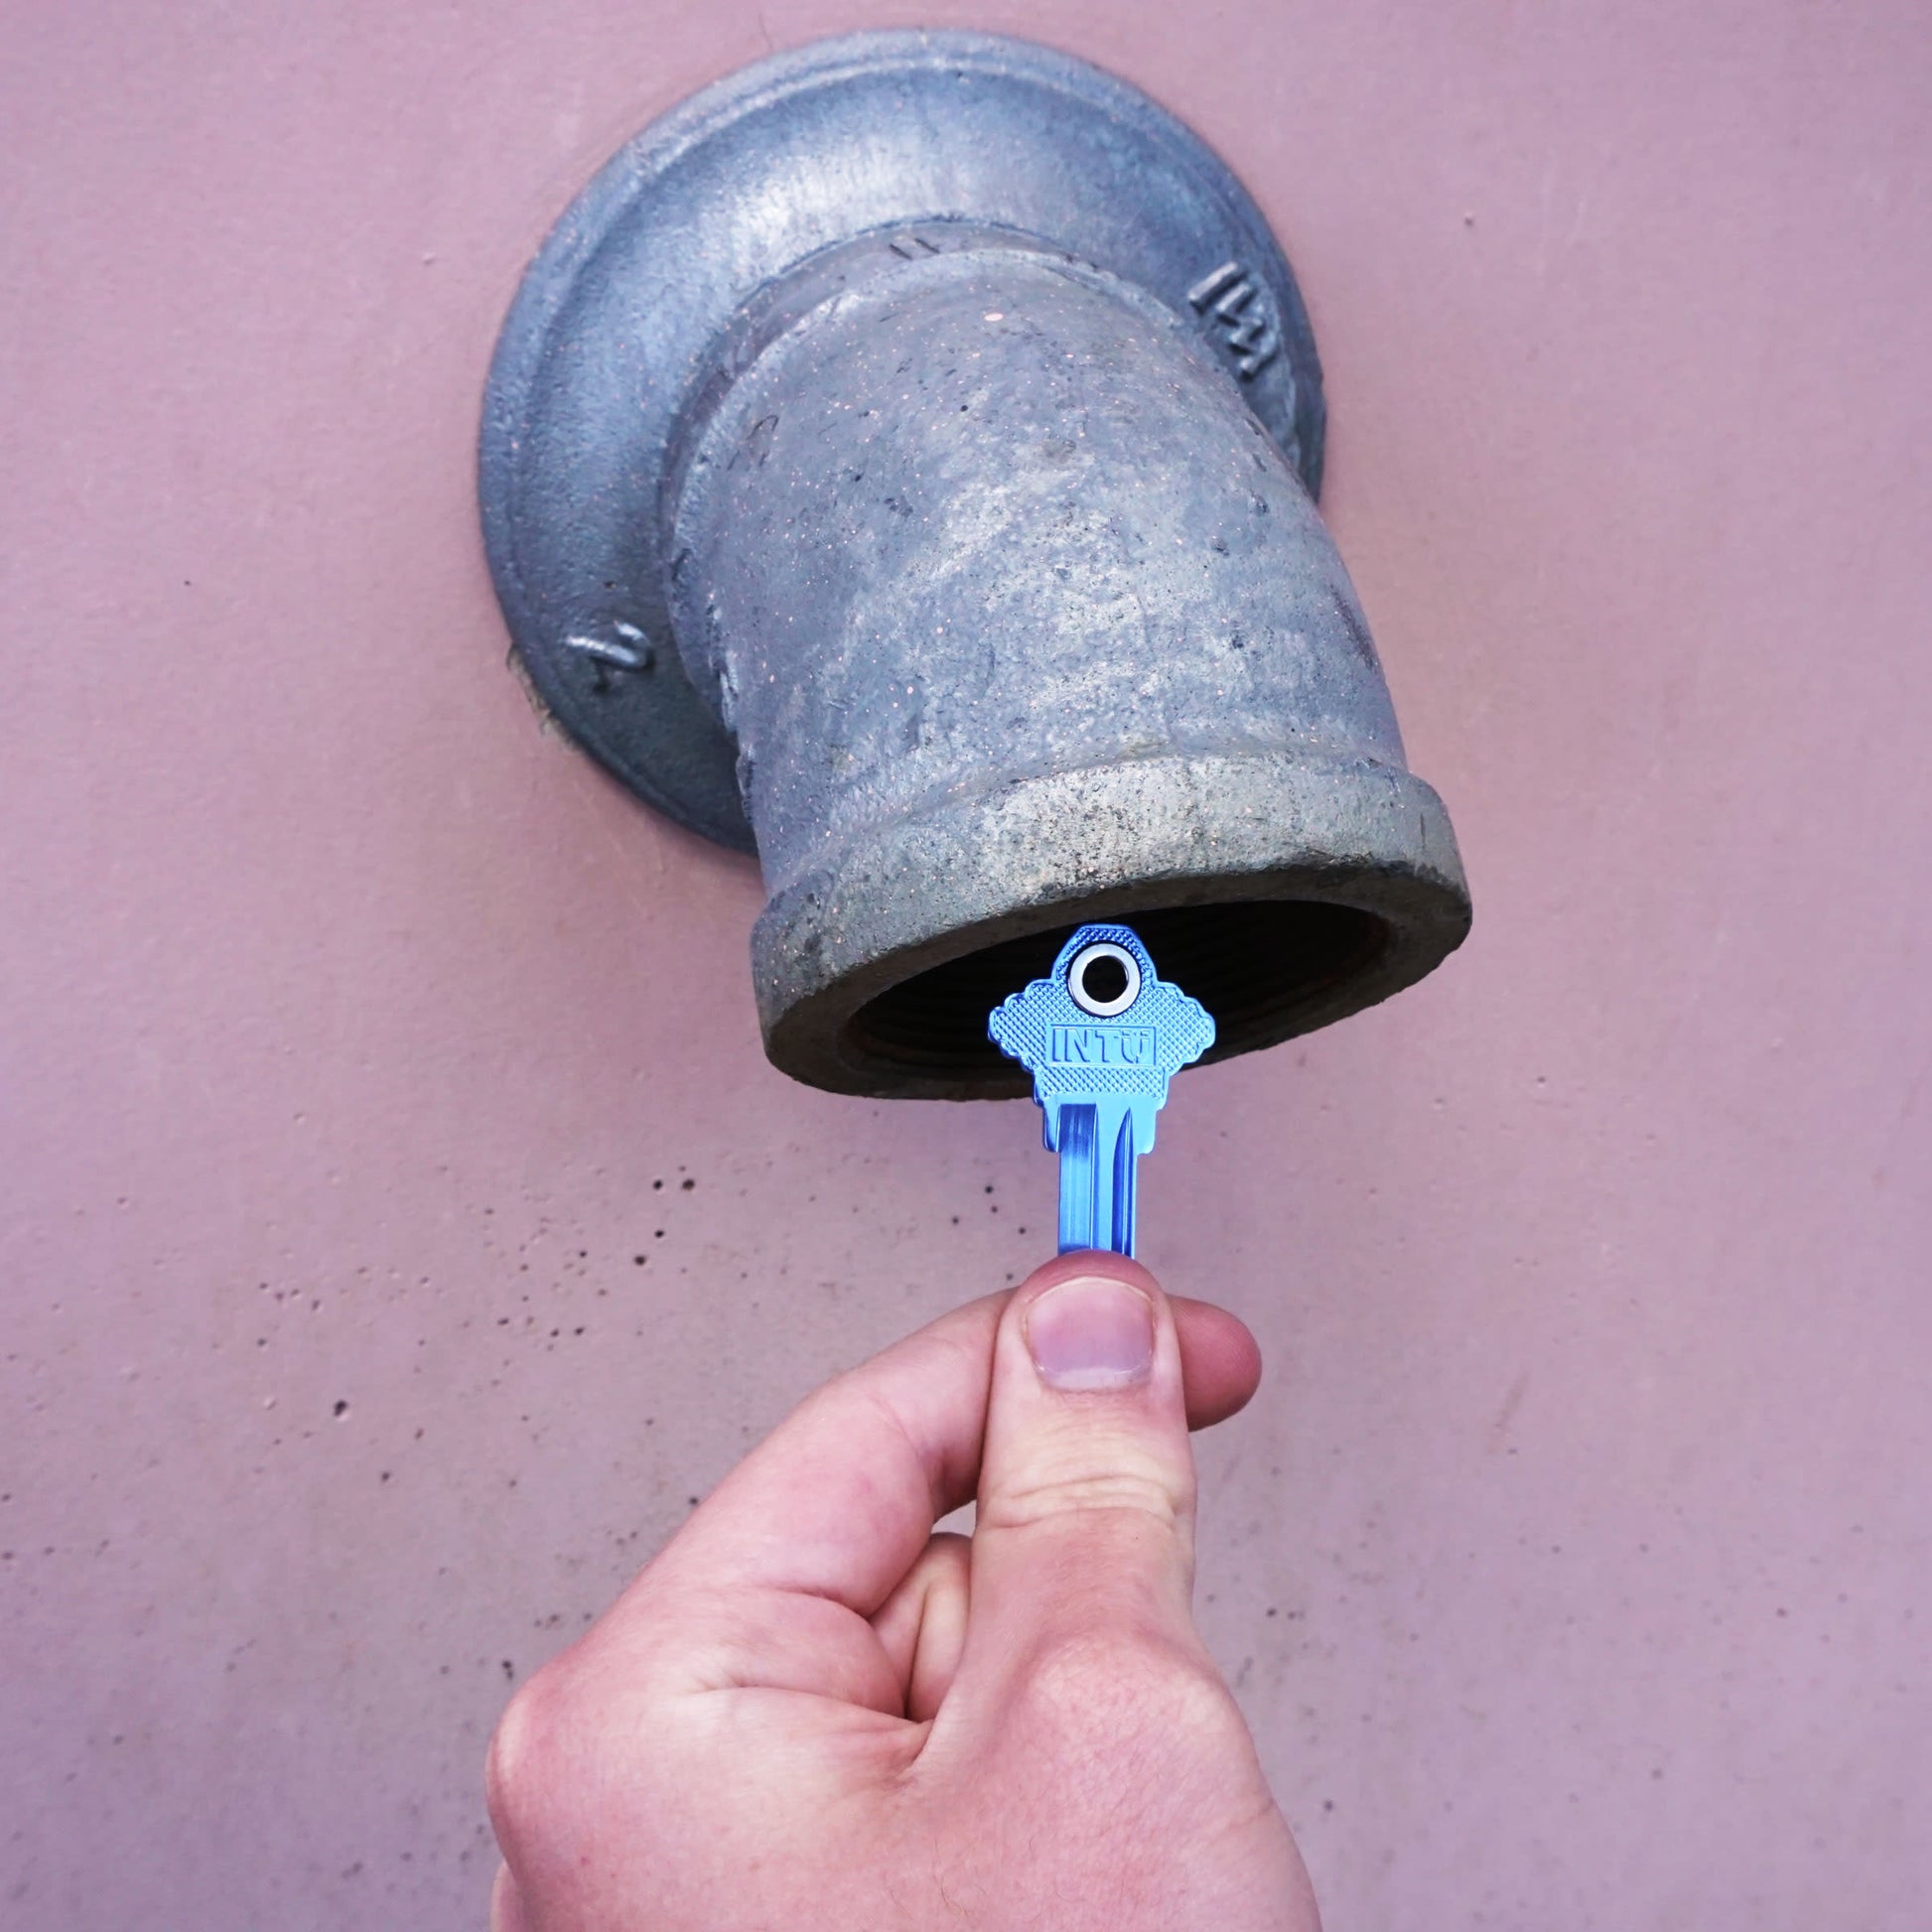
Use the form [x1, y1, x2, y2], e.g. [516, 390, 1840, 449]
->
[501, 1660, 515, 1681]
[333, 1400, 349, 1419]
[681, 1177, 695, 1191]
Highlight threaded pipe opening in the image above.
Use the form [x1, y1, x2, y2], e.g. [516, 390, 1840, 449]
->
[843, 899, 1391, 1085]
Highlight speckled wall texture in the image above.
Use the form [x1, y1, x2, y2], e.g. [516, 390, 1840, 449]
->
[4, 2, 1928, 1927]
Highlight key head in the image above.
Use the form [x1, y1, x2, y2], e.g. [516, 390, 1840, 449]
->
[987, 922, 1216, 1106]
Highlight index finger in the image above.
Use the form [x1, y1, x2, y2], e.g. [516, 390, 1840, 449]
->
[650, 1290, 1007, 1618]
[639, 1271, 1265, 1621]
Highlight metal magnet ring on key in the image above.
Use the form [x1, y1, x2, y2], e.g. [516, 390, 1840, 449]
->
[1067, 942, 1142, 1017]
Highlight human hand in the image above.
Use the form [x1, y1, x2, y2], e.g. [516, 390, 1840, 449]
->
[485, 1251, 1320, 1930]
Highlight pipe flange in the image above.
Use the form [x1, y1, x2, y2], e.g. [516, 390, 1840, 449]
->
[480, 29, 1326, 849]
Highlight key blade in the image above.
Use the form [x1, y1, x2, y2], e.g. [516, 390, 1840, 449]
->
[1109, 1106, 1138, 1258]
[1056, 1102, 1097, 1253]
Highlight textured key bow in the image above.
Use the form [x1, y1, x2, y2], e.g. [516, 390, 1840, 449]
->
[988, 923, 1215, 1257]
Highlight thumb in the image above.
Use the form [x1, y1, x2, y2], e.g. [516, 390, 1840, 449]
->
[963, 1251, 1202, 1678]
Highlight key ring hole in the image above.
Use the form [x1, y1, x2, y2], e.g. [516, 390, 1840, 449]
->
[1068, 942, 1141, 1017]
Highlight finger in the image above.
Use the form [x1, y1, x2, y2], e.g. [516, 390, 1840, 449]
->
[645, 1293, 1007, 1619]
[489, 1863, 531, 1932]
[627, 1288, 1259, 1622]
[1172, 1292, 1263, 1427]
[870, 1531, 971, 1722]
[567, 1275, 1260, 1714]
[962, 1253, 1203, 1679]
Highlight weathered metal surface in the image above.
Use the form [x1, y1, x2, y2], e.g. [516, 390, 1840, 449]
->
[481, 29, 1471, 1097]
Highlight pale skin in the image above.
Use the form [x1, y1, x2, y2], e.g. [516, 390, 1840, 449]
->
[485, 1251, 1322, 1930]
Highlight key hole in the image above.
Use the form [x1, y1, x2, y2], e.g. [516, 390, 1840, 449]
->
[1068, 942, 1141, 1017]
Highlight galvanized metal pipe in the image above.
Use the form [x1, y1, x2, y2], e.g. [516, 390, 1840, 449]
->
[482, 32, 1472, 1097]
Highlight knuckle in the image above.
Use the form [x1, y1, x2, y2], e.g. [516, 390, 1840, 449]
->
[485, 1664, 583, 1854]
[982, 1458, 1189, 1536]
[1016, 1627, 1242, 1758]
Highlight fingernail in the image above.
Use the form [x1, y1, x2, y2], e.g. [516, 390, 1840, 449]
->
[1026, 1278, 1156, 1391]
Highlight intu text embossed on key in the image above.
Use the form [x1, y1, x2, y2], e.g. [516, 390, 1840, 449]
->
[987, 923, 1215, 1258]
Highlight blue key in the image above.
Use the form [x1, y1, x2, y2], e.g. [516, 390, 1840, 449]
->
[987, 922, 1215, 1257]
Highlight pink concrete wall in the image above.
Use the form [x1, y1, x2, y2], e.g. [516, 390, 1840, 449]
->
[4, 2, 1927, 1925]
